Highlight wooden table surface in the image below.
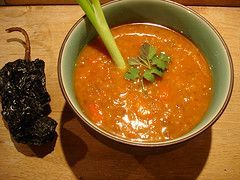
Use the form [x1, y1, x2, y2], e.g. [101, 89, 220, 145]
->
[0, 4, 239, 180]
[2, 0, 240, 6]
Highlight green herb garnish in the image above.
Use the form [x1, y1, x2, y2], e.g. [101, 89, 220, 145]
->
[76, 0, 126, 69]
[125, 43, 171, 90]
[124, 68, 140, 81]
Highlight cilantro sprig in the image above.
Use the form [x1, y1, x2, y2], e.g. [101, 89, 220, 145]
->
[124, 43, 171, 90]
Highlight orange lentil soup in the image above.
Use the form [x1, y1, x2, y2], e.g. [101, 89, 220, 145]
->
[74, 23, 212, 142]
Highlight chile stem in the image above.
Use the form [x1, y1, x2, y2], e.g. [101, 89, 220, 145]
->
[6, 27, 31, 61]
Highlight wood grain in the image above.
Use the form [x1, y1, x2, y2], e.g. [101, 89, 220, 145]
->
[0, 5, 239, 180]
[3, 0, 240, 6]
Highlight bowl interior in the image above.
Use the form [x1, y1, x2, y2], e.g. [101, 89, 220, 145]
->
[59, 0, 233, 146]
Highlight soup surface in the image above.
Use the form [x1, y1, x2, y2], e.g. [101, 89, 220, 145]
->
[74, 23, 212, 142]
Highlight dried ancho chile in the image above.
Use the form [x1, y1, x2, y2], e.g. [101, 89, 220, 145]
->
[0, 27, 57, 145]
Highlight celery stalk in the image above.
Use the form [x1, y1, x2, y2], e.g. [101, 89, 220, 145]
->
[76, 0, 126, 69]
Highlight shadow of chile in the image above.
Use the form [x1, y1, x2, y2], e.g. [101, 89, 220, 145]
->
[12, 132, 57, 158]
[2, 116, 57, 158]
[1, 118, 57, 158]
[60, 103, 212, 179]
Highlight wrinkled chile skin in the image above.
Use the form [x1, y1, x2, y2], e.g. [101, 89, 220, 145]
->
[0, 59, 57, 146]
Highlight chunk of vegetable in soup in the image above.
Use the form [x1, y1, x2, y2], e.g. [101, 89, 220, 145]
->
[74, 23, 212, 142]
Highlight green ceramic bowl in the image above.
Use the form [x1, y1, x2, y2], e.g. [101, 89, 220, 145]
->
[58, 0, 233, 147]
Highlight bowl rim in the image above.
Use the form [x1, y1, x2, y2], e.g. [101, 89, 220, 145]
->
[58, 0, 234, 147]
